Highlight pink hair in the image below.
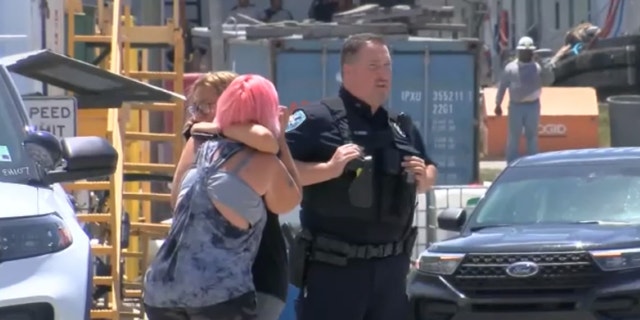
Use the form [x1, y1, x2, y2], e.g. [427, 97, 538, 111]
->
[213, 74, 280, 136]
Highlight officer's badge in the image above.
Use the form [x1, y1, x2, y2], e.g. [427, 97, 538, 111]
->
[391, 122, 406, 138]
[286, 109, 307, 132]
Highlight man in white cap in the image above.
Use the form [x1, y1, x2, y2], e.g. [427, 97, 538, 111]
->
[495, 36, 555, 163]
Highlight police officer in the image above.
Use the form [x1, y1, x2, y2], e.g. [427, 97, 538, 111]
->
[285, 33, 437, 320]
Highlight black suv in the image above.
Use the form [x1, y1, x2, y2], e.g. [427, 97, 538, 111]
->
[408, 148, 640, 320]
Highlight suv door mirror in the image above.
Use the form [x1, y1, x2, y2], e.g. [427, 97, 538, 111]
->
[438, 208, 467, 232]
[45, 136, 118, 183]
[23, 130, 63, 170]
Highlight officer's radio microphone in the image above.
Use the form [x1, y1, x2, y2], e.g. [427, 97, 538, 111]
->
[344, 154, 372, 173]
[397, 113, 416, 185]
[345, 154, 374, 208]
[405, 170, 415, 184]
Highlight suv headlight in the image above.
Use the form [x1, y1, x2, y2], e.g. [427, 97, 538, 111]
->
[590, 248, 640, 271]
[416, 251, 465, 275]
[0, 213, 73, 262]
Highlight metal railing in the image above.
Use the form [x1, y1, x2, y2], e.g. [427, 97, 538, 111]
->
[411, 184, 489, 259]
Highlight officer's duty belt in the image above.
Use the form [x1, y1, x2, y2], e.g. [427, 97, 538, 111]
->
[300, 228, 417, 266]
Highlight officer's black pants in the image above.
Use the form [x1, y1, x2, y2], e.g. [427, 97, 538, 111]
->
[296, 254, 410, 320]
[145, 292, 257, 320]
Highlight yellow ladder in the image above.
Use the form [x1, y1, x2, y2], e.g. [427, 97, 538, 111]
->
[64, 1, 125, 319]
[65, 0, 185, 318]
[119, 3, 185, 318]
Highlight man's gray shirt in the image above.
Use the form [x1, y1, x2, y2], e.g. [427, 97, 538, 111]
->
[496, 60, 555, 106]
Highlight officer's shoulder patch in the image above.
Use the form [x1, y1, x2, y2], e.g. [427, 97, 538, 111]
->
[286, 109, 307, 132]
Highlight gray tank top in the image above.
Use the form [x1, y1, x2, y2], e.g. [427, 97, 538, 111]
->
[144, 139, 267, 308]
[177, 168, 197, 206]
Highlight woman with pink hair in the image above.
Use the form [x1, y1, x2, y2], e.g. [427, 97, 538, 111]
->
[171, 71, 279, 209]
[143, 74, 301, 320]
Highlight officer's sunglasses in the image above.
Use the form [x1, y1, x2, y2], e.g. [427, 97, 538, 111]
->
[187, 102, 215, 116]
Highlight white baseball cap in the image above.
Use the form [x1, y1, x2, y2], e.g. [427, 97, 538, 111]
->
[516, 36, 536, 50]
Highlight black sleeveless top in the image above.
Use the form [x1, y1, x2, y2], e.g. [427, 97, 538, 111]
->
[252, 212, 288, 301]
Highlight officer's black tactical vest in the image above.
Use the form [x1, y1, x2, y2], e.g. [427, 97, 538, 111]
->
[302, 98, 419, 231]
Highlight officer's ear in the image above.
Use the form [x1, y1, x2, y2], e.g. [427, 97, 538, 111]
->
[342, 65, 354, 78]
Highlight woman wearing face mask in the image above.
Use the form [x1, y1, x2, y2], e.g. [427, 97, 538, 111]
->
[144, 74, 301, 320]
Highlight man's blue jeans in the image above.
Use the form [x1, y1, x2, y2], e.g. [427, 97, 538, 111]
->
[506, 100, 541, 164]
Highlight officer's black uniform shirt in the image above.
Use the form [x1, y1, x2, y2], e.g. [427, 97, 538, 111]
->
[182, 126, 288, 301]
[286, 87, 433, 244]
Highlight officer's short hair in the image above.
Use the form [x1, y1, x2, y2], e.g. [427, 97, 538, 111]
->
[340, 33, 386, 66]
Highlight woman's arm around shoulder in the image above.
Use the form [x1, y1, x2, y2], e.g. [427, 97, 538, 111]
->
[260, 156, 302, 214]
[263, 107, 303, 213]
[191, 122, 278, 154]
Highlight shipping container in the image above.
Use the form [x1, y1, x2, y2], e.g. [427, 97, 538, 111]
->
[228, 37, 481, 185]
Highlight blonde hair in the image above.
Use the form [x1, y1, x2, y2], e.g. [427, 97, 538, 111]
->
[187, 71, 239, 105]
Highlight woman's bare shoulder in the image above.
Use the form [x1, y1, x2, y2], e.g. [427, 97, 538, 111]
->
[241, 152, 280, 195]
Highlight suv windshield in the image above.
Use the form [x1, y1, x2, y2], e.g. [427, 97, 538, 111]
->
[0, 67, 39, 184]
[469, 163, 640, 228]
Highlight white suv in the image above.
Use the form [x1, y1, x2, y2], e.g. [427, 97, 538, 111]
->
[0, 63, 117, 320]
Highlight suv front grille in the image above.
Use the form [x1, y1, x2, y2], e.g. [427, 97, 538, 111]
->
[0, 303, 54, 320]
[446, 252, 602, 296]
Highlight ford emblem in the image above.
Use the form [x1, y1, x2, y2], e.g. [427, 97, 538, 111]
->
[505, 261, 539, 278]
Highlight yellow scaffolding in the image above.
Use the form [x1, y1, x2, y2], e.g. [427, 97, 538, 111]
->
[65, 0, 185, 318]
[64, 0, 124, 318]
[120, 10, 145, 295]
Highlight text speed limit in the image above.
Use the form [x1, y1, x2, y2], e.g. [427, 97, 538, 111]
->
[24, 96, 77, 139]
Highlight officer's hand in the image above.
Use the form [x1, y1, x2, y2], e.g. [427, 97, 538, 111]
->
[402, 156, 426, 176]
[494, 105, 503, 116]
[402, 156, 430, 191]
[328, 144, 362, 178]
